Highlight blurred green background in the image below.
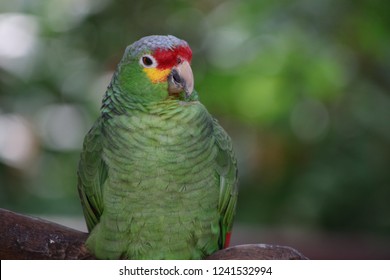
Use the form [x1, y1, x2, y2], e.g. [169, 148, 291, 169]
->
[1, 0, 389, 259]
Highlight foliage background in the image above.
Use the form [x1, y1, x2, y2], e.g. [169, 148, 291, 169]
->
[0, 0, 389, 258]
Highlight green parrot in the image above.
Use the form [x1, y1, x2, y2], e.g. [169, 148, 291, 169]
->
[77, 35, 238, 259]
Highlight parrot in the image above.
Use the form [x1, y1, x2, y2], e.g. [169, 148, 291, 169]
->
[77, 35, 238, 260]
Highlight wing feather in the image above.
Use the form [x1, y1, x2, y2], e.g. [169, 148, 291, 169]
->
[213, 119, 238, 248]
[77, 119, 107, 232]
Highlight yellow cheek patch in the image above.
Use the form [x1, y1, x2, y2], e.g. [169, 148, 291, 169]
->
[143, 68, 171, 83]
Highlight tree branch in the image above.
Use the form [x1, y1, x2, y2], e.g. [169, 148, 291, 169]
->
[0, 208, 92, 259]
[0, 208, 307, 260]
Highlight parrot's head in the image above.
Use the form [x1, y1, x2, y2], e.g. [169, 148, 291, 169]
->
[115, 35, 194, 103]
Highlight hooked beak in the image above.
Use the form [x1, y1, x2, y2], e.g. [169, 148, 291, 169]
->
[168, 60, 194, 98]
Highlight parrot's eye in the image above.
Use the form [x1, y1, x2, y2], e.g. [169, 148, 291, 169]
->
[140, 55, 157, 68]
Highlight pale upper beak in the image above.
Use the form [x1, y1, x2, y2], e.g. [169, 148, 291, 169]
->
[168, 60, 194, 98]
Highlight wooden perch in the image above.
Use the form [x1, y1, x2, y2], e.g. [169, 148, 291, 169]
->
[0, 208, 307, 260]
[0, 208, 92, 259]
[205, 244, 307, 260]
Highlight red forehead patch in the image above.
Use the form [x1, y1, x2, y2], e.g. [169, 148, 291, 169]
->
[153, 46, 192, 70]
